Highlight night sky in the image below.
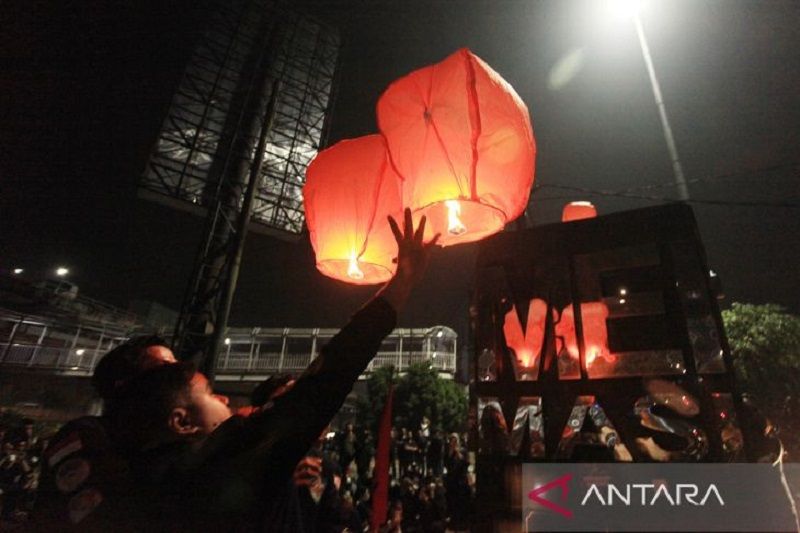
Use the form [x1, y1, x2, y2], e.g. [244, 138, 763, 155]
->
[1, 0, 798, 341]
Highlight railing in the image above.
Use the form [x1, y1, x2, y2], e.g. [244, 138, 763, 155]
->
[213, 325, 458, 378]
[0, 343, 106, 374]
[1, 311, 458, 379]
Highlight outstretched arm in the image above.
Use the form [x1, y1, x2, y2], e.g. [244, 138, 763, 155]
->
[219, 209, 439, 496]
[379, 207, 440, 312]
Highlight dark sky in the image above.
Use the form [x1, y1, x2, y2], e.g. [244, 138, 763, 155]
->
[1, 0, 798, 340]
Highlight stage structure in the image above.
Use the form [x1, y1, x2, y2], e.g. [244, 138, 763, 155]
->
[139, 0, 340, 375]
[470, 204, 755, 527]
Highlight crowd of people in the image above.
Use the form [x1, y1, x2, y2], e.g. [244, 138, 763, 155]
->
[5, 210, 457, 531]
[0, 418, 45, 523]
[0, 413, 477, 531]
[294, 422, 475, 532]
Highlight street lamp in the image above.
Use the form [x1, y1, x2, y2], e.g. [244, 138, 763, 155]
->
[55, 267, 69, 277]
[605, 0, 690, 201]
[12, 268, 24, 275]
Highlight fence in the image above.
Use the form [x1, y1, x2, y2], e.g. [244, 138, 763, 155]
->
[0, 309, 457, 378]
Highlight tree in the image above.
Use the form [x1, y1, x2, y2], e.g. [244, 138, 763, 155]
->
[355, 365, 395, 433]
[357, 363, 467, 434]
[723, 303, 800, 408]
[723, 303, 800, 453]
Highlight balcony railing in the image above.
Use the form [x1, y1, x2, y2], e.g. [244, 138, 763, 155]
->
[0, 310, 457, 379]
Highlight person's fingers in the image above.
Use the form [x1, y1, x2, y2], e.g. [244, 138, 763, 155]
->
[414, 215, 427, 244]
[403, 207, 413, 238]
[426, 233, 441, 248]
[388, 215, 403, 244]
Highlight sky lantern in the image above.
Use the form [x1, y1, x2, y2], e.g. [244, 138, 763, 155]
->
[303, 134, 403, 285]
[377, 48, 536, 246]
[561, 201, 597, 222]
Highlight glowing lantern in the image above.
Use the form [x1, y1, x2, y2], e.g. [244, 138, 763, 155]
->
[303, 135, 403, 285]
[555, 302, 614, 369]
[377, 48, 536, 246]
[561, 201, 597, 222]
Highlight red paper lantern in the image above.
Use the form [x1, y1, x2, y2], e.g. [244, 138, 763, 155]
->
[303, 135, 402, 285]
[377, 48, 536, 246]
[561, 201, 597, 222]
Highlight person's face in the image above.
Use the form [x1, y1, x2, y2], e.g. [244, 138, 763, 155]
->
[24, 424, 34, 437]
[143, 345, 177, 368]
[186, 373, 232, 434]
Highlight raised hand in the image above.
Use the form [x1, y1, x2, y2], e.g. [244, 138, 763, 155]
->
[381, 208, 440, 311]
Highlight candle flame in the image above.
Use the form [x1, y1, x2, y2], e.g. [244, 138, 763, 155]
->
[347, 251, 364, 280]
[445, 200, 466, 235]
[517, 350, 535, 368]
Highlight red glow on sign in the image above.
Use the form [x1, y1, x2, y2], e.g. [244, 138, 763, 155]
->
[503, 298, 549, 369]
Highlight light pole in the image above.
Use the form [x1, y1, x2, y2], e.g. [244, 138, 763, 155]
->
[606, 0, 690, 201]
[631, 10, 690, 201]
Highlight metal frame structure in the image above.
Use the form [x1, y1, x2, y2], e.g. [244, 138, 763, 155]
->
[138, 0, 340, 374]
[470, 204, 750, 527]
[140, 0, 340, 235]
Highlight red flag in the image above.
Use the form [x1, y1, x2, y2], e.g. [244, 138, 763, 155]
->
[370, 383, 394, 532]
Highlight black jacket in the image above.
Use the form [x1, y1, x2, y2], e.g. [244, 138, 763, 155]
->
[129, 296, 397, 531]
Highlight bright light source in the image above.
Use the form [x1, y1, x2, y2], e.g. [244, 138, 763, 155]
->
[224, 338, 231, 346]
[13, 268, 24, 275]
[76, 349, 86, 356]
[445, 200, 466, 236]
[619, 288, 627, 296]
[55, 267, 69, 277]
[346, 250, 364, 280]
[603, 0, 643, 20]
[436, 330, 444, 338]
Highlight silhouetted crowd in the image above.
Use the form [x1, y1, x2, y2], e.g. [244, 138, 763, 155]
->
[291, 423, 474, 532]
[0, 418, 45, 524]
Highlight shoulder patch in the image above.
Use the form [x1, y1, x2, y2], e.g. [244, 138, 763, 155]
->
[46, 432, 84, 467]
[55, 457, 92, 493]
[68, 488, 103, 524]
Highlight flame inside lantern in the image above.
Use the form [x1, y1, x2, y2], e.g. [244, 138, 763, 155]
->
[445, 200, 467, 235]
[347, 251, 364, 280]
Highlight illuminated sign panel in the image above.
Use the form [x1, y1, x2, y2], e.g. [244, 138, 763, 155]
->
[470, 204, 749, 525]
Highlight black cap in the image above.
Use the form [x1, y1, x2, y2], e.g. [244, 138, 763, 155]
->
[92, 335, 169, 401]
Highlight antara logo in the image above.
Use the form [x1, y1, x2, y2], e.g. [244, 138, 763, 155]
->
[528, 475, 725, 519]
[581, 483, 725, 507]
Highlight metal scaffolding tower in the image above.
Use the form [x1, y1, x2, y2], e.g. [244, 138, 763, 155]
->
[139, 0, 340, 375]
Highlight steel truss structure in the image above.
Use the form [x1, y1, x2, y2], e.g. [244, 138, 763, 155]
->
[139, 0, 339, 373]
[140, 0, 340, 235]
